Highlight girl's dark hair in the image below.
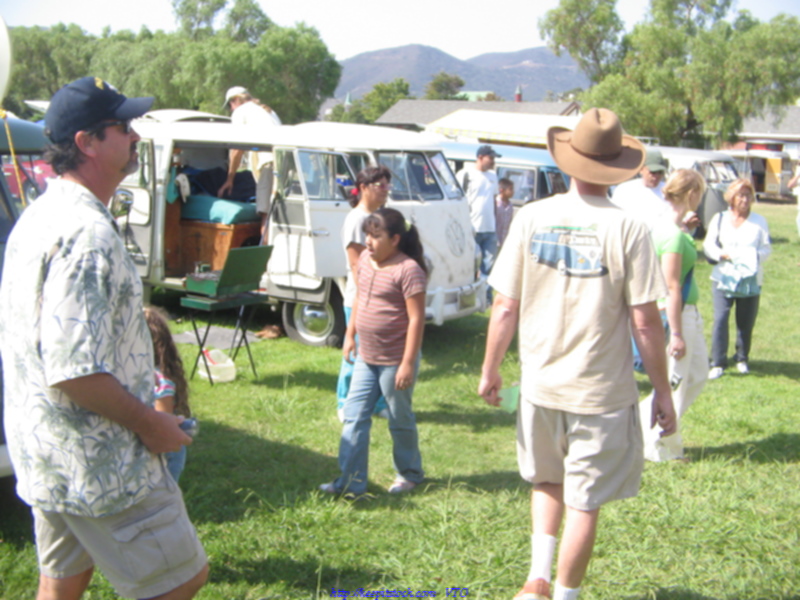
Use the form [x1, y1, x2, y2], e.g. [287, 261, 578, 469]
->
[351, 165, 392, 207]
[144, 305, 191, 418]
[363, 207, 428, 275]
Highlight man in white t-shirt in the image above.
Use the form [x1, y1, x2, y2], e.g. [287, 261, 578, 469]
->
[457, 145, 500, 302]
[610, 149, 669, 231]
[479, 109, 675, 600]
[218, 86, 282, 241]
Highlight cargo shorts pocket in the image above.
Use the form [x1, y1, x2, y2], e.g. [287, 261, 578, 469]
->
[111, 502, 197, 582]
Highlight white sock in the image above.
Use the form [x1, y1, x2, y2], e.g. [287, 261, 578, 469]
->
[553, 583, 580, 600]
[527, 533, 557, 582]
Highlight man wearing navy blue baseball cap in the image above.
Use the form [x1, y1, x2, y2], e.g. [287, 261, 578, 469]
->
[0, 77, 208, 599]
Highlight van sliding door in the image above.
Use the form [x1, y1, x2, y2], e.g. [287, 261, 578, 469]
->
[266, 149, 353, 302]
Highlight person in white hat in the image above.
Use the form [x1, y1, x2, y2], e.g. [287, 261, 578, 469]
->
[478, 108, 676, 600]
[219, 86, 282, 242]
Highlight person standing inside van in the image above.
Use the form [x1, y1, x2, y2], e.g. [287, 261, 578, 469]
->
[457, 145, 500, 303]
[218, 86, 282, 242]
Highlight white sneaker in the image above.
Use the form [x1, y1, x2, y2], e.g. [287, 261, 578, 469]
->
[708, 367, 725, 380]
[736, 362, 750, 374]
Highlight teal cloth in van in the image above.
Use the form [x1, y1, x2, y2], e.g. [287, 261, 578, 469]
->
[181, 194, 259, 225]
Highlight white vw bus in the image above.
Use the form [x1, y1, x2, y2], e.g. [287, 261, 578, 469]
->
[118, 117, 484, 346]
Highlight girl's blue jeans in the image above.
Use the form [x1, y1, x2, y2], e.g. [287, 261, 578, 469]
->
[334, 356, 424, 495]
[336, 306, 387, 415]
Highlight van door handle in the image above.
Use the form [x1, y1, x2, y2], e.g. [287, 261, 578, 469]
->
[311, 229, 330, 237]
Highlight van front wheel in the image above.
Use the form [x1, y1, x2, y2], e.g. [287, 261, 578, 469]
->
[281, 288, 345, 348]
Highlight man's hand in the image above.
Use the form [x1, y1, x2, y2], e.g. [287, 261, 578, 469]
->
[650, 390, 677, 437]
[478, 370, 502, 406]
[137, 411, 192, 454]
[217, 179, 234, 198]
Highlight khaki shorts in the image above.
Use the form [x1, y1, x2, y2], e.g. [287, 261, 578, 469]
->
[33, 470, 207, 599]
[516, 399, 644, 511]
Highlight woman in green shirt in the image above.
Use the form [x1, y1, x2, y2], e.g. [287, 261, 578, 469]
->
[640, 169, 708, 462]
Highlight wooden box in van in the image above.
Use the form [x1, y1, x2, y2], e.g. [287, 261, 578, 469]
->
[177, 220, 261, 274]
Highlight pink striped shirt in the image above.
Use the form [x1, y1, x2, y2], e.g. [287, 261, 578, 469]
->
[354, 251, 427, 365]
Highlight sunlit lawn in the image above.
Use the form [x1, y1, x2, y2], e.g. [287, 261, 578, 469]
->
[1, 202, 799, 599]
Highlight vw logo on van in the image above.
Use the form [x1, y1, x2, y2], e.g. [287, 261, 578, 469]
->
[446, 218, 466, 257]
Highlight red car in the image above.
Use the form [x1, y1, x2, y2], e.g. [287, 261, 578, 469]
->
[2, 153, 54, 204]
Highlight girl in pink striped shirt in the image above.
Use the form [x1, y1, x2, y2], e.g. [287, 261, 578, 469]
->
[320, 208, 428, 496]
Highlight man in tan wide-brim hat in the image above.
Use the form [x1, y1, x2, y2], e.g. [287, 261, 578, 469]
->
[479, 108, 676, 600]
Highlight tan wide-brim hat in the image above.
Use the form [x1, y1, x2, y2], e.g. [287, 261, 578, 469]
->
[547, 108, 645, 186]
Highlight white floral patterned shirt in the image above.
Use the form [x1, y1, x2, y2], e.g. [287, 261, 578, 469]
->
[0, 178, 162, 517]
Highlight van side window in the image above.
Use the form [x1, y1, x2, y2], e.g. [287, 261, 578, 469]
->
[297, 151, 351, 201]
[276, 150, 302, 197]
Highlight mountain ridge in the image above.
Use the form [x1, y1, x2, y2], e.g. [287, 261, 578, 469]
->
[334, 44, 588, 102]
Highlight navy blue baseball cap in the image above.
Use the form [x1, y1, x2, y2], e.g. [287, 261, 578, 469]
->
[476, 144, 501, 158]
[45, 76, 154, 144]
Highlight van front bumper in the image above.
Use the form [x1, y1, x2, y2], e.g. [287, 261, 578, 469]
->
[425, 278, 488, 325]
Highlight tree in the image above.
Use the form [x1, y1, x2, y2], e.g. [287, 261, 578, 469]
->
[424, 72, 466, 100]
[479, 92, 504, 102]
[172, 0, 226, 40]
[328, 79, 413, 124]
[360, 78, 413, 122]
[5, 25, 95, 118]
[542, 0, 800, 144]
[223, 0, 272, 44]
[539, 0, 625, 84]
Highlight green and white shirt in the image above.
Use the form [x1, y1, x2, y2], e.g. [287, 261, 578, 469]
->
[0, 179, 161, 517]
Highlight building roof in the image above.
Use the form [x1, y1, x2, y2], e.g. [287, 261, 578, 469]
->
[376, 99, 580, 129]
[739, 106, 800, 141]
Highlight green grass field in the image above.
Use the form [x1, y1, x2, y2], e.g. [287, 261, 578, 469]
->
[2, 203, 799, 600]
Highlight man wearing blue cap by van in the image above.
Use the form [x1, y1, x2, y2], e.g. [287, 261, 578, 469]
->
[0, 77, 208, 600]
[457, 144, 501, 304]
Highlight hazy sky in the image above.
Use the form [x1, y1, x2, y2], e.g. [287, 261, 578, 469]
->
[2, 0, 798, 61]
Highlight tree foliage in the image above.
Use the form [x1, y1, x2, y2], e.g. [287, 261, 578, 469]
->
[4, 2, 340, 124]
[328, 78, 413, 124]
[541, 0, 800, 144]
[424, 71, 466, 100]
[539, 0, 625, 84]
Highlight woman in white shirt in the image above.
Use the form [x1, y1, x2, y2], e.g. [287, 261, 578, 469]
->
[703, 178, 771, 379]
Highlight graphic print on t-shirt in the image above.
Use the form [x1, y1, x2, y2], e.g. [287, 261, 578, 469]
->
[529, 225, 609, 278]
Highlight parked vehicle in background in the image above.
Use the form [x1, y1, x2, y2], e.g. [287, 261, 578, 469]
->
[118, 116, 484, 347]
[440, 140, 569, 209]
[2, 153, 54, 203]
[655, 146, 739, 235]
[721, 147, 794, 202]
[0, 117, 48, 477]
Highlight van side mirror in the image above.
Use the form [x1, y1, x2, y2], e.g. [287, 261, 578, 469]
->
[110, 189, 134, 218]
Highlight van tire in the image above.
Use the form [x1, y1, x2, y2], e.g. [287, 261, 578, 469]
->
[281, 286, 346, 348]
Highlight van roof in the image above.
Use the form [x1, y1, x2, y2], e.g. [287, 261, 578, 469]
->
[654, 145, 735, 169]
[131, 118, 448, 153]
[439, 140, 559, 167]
[285, 122, 446, 152]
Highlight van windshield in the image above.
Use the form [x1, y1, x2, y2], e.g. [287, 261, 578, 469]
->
[377, 152, 444, 201]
